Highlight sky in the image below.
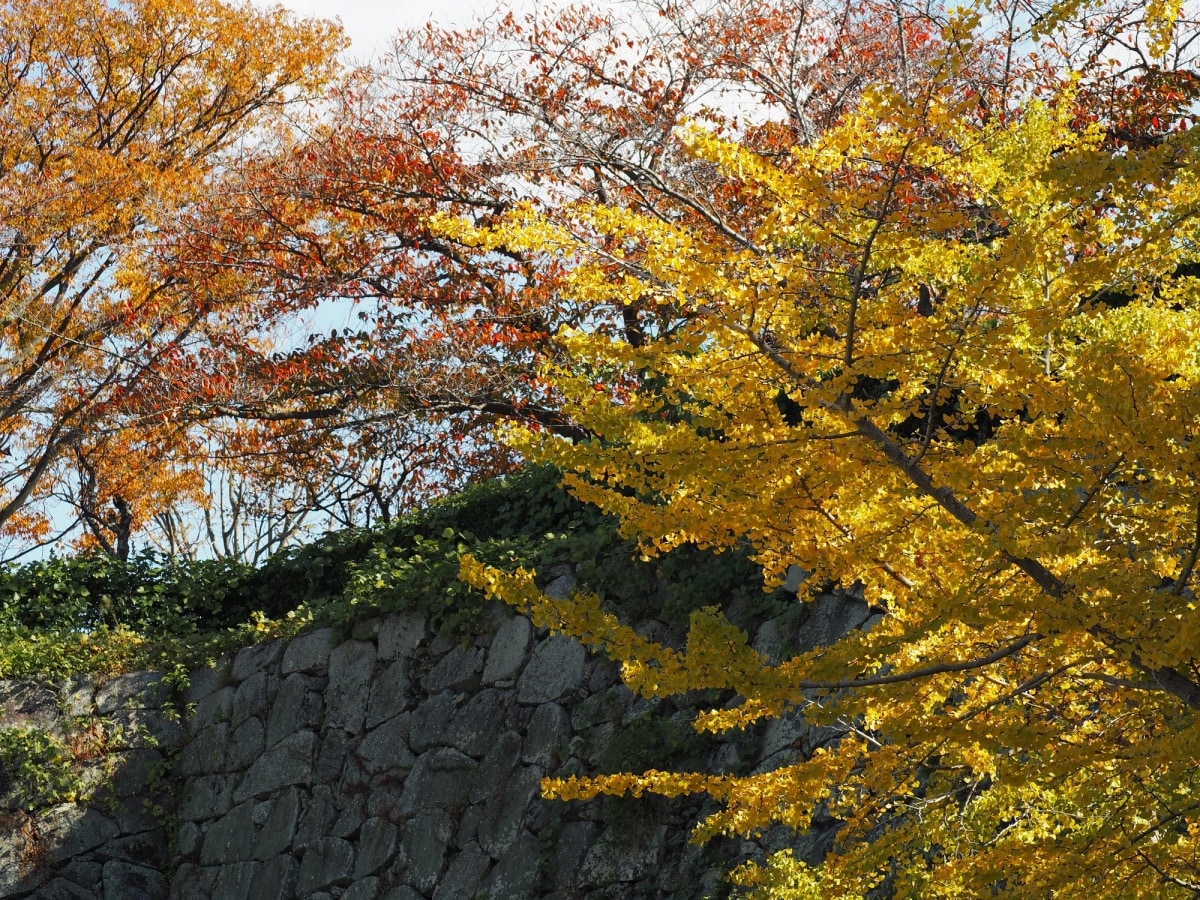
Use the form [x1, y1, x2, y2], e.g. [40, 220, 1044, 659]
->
[273, 0, 485, 60]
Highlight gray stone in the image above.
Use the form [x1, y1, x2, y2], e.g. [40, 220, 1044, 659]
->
[177, 774, 237, 821]
[378, 612, 425, 661]
[543, 570, 576, 599]
[190, 686, 234, 733]
[253, 787, 301, 860]
[231, 671, 269, 727]
[553, 821, 596, 892]
[295, 785, 338, 851]
[233, 730, 318, 802]
[32, 879, 94, 899]
[296, 837, 355, 893]
[95, 671, 169, 713]
[0, 680, 58, 731]
[248, 854, 299, 900]
[108, 707, 184, 750]
[401, 810, 454, 893]
[481, 829, 541, 899]
[470, 731, 523, 804]
[571, 686, 628, 730]
[523, 702, 571, 767]
[331, 795, 366, 839]
[101, 830, 168, 867]
[101, 861, 167, 899]
[482, 616, 532, 687]
[753, 616, 788, 663]
[167, 864, 217, 900]
[380, 888, 424, 900]
[478, 766, 543, 858]
[408, 692, 455, 752]
[342, 878, 381, 900]
[447, 689, 509, 757]
[59, 674, 94, 717]
[432, 843, 492, 900]
[177, 822, 203, 860]
[282, 628, 336, 675]
[420, 645, 483, 694]
[400, 748, 477, 815]
[516, 636, 586, 704]
[353, 817, 397, 878]
[210, 861, 260, 900]
[326, 640, 376, 734]
[316, 728, 352, 782]
[231, 640, 283, 681]
[793, 590, 870, 649]
[110, 748, 164, 798]
[365, 660, 409, 729]
[40, 805, 119, 866]
[183, 663, 231, 707]
[356, 715, 415, 775]
[177, 724, 229, 777]
[226, 716, 266, 772]
[201, 800, 258, 865]
[579, 825, 666, 885]
[60, 858, 103, 888]
[759, 707, 810, 760]
[267, 673, 322, 748]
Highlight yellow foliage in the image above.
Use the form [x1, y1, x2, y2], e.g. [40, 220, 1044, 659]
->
[451, 5, 1200, 896]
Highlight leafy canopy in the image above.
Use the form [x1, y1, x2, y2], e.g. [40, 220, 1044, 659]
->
[455, 2, 1200, 896]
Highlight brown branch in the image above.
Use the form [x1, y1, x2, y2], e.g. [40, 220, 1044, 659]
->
[790, 633, 1037, 690]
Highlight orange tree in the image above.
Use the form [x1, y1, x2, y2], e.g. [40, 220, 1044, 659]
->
[454, 1, 1200, 896]
[0, 0, 343, 557]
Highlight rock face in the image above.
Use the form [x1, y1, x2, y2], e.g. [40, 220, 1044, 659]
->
[0, 580, 874, 899]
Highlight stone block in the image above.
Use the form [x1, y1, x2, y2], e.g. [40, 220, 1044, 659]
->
[477, 766, 543, 858]
[40, 805, 119, 866]
[399, 748, 478, 816]
[231, 641, 283, 681]
[579, 825, 666, 886]
[353, 817, 397, 878]
[177, 774, 237, 821]
[342, 877, 380, 900]
[356, 714, 415, 776]
[420, 645, 483, 694]
[267, 674, 322, 748]
[480, 829, 541, 899]
[231, 672, 269, 728]
[364, 660, 408, 729]
[233, 730, 318, 803]
[326, 640, 376, 734]
[523, 703, 571, 767]
[408, 692, 454, 752]
[210, 860, 260, 900]
[400, 810, 454, 893]
[470, 731, 522, 805]
[95, 671, 169, 713]
[295, 785, 338, 852]
[248, 854, 299, 900]
[101, 861, 167, 899]
[378, 612, 425, 661]
[253, 787, 301, 860]
[178, 723, 229, 777]
[482, 616, 531, 687]
[189, 685, 234, 735]
[201, 800, 257, 865]
[447, 689, 509, 758]
[282, 628, 336, 676]
[516, 636, 585, 704]
[432, 842, 492, 900]
[226, 716, 266, 772]
[296, 837, 355, 894]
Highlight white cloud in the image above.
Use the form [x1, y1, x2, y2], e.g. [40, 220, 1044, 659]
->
[271, 0, 485, 60]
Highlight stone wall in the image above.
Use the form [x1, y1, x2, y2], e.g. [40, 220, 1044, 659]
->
[0, 571, 873, 899]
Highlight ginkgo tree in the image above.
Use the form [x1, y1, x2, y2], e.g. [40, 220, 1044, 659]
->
[454, 2, 1200, 896]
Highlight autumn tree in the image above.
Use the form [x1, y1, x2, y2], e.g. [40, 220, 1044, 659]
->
[133, 0, 956, 559]
[0, 0, 343, 557]
[452, 2, 1200, 896]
